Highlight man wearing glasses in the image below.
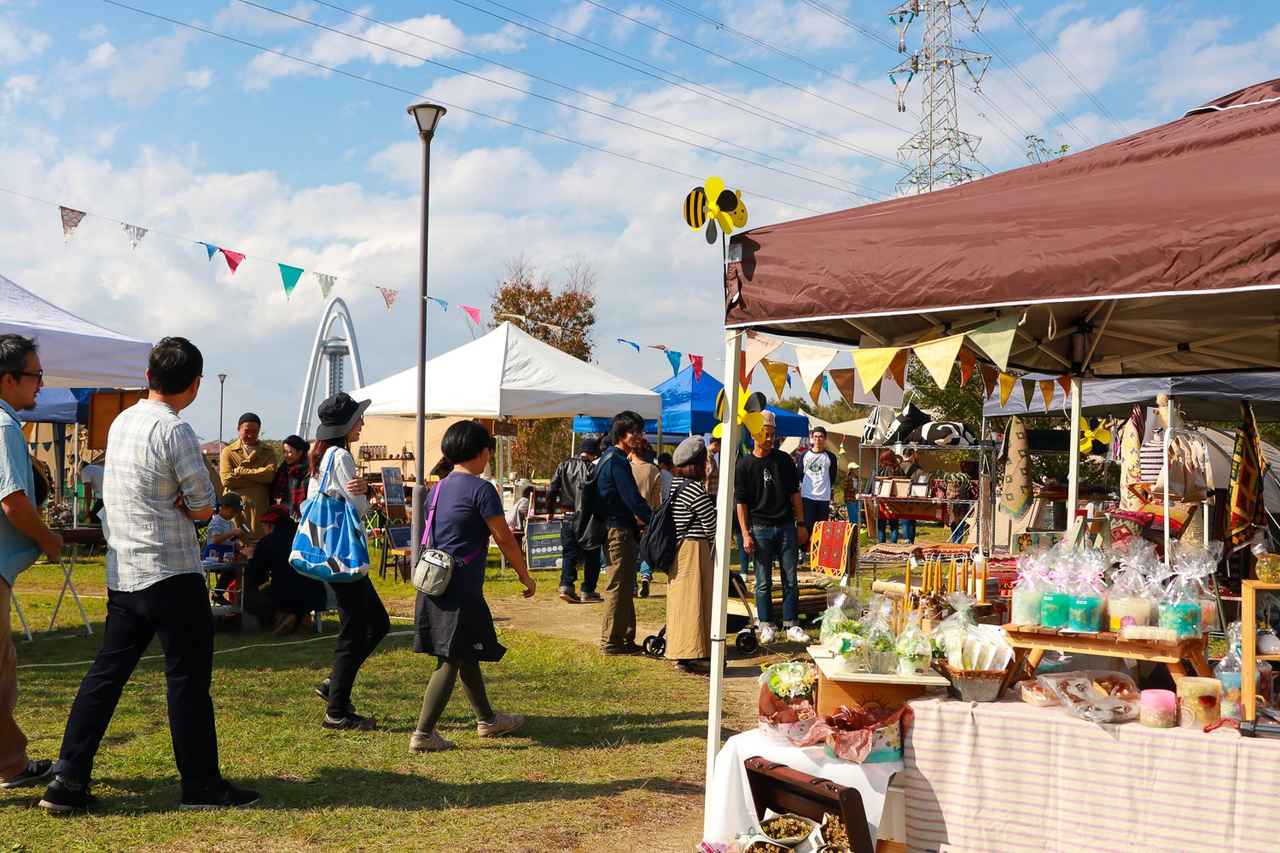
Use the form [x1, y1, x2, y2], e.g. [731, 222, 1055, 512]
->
[0, 334, 62, 790]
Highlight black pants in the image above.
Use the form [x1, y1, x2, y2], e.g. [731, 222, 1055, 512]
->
[558, 516, 601, 594]
[53, 573, 220, 793]
[327, 577, 390, 716]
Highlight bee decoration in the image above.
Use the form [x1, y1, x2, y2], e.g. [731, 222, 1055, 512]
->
[682, 176, 748, 244]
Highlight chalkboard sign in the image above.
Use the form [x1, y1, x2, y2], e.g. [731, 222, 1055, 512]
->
[524, 519, 563, 570]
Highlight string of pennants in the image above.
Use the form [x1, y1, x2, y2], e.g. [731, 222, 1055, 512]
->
[636, 319, 1080, 411]
[615, 338, 708, 381]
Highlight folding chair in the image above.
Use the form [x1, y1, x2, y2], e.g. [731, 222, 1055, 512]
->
[10, 592, 32, 642]
[47, 544, 93, 636]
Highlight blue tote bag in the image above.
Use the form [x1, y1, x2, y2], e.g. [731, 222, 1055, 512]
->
[289, 447, 370, 583]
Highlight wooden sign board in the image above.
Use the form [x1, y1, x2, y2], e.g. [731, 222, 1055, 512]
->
[88, 390, 144, 450]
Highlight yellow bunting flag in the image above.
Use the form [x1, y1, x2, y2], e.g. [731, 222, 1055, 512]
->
[761, 358, 790, 400]
[808, 375, 824, 406]
[912, 333, 965, 388]
[998, 372, 1017, 407]
[958, 348, 977, 386]
[979, 364, 999, 400]
[1039, 379, 1056, 411]
[968, 314, 1022, 372]
[828, 368, 857, 405]
[852, 346, 902, 394]
[743, 330, 781, 381]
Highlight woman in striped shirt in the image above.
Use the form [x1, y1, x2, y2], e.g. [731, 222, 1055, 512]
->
[665, 436, 719, 674]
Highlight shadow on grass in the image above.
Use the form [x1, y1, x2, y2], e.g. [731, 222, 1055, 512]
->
[373, 710, 707, 748]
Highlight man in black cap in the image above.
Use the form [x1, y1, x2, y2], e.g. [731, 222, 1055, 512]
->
[548, 435, 601, 603]
[219, 412, 276, 542]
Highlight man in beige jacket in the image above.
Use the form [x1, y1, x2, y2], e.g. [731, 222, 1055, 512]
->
[219, 413, 277, 541]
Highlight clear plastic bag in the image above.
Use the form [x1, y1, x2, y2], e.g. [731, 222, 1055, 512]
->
[819, 601, 864, 652]
[894, 613, 932, 675]
[863, 595, 897, 674]
[1037, 670, 1139, 723]
[1018, 679, 1059, 707]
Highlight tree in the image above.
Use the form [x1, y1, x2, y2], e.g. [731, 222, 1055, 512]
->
[1025, 133, 1071, 164]
[489, 256, 598, 478]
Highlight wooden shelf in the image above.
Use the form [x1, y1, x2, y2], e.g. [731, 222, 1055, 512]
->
[1258, 655, 1280, 662]
[1004, 625, 1207, 666]
[1243, 580, 1280, 592]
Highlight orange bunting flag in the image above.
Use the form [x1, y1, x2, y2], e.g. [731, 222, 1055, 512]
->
[808, 374, 823, 406]
[761, 358, 790, 400]
[998, 372, 1017, 407]
[1058, 375, 1073, 401]
[957, 348, 977, 386]
[888, 349, 909, 390]
[979, 364, 998, 400]
[828, 368, 857, 405]
[1039, 379, 1056, 411]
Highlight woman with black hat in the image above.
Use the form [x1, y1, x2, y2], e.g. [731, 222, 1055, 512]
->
[308, 392, 390, 731]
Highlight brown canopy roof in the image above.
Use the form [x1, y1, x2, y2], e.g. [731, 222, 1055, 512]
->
[725, 79, 1280, 377]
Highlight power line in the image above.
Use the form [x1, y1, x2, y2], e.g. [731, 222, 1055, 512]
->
[100, 0, 830, 215]
[238, 0, 884, 200]
[654, 0, 910, 116]
[449, 0, 905, 169]
[969, 29, 1095, 147]
[577, 0, 907, 133]
[996, 0, 1125, 137]
[795, 0, 898, 51]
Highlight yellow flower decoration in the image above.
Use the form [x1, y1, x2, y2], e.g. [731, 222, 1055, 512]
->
[713, 388, 769, 442]
[1079, 417, 1112, 454]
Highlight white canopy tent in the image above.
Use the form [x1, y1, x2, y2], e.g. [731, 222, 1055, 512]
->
[354, 322, 661, 419]
[0, 274, 151, 387]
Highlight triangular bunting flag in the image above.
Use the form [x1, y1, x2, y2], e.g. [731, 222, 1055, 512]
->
[795, 345, 839, 395]
[828, 368, 857, 404]
[1058, 375, 1072, 400]
[822, 373, 830, 394]
[1022, 379, 1036, 411]
[616, 338, 640, 353]
[785, 371, 792, 387]
[852, 346, 902, 394]
[649, 344, 668, 352]
[689, 354, 704, 381]
[665, 350, 682, 377]
[201, 242, 219, 260]
[220, 249, 245, 275]
[979, 364, 998, 400]
[742, 331, 782, 381]
[279, 264, 304, 298]
[460, 304, 481, 324]
[958, 348, 977, 386]
[736, 351, 756, 389]
[59, 206, 86, 241]
[315, 272, 336, 300]
[998, 372, 1017, 407]
[427, 297, 448, 311]
[122, 223, 148, 250]
[807, 374, 823, 406]
[1039, 379, 1056, 412]
[761, 358, 789, 400]
[967, 314, 1022, 372]
[378, 287, 399, 310]
[912, 333, 964, 388]
[888, 350, 908, 390]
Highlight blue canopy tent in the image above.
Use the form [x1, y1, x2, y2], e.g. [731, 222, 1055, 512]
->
[572, 366, 809, 438]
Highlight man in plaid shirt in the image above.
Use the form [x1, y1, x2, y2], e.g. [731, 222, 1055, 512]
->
[40, 337, 259, 814]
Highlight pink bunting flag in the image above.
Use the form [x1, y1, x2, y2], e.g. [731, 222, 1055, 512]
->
[689, 354, 704, 381]
[460, 304, 482, 325]
[220, 248, 245, 275]
[377, 287, 398, 311]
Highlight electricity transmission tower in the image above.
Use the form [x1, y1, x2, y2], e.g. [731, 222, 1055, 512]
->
[888, 1, 991, 193]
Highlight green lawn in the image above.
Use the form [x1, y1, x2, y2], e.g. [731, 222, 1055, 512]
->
[3, 554, 711, 851]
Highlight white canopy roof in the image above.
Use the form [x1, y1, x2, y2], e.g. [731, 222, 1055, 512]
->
[355, 322, 661, 419]
[0, 274, 151, 388]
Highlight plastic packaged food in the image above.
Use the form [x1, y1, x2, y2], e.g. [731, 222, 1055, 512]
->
[1011, 585, 1043, 625]
[1018, 679, 1059, 707]
[1040, 591, 1072, 628]
[894, 614, 932, 676]
[1121, 625, 1179, 642]
[819, 599, 864, 652]
[863, 596, 898, 675]
[1252, 540, 1280, 583]
[1139, 689, 1177, 727]
[830, 631, 868, 674]
[1214, 622, 1262, 721]
[1067, 595, 1103, 632]
[1177, 677, 1222, 729]
[1011, 551, 1050, 625]
[1037, 671, 1139, 723]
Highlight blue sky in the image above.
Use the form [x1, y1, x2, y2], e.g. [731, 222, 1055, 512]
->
[2, 0, 1278, 440]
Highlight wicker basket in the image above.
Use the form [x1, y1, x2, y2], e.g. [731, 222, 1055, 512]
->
[941, 662, 1014, 703]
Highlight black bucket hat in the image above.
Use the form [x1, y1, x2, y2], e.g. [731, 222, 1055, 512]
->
[315, 392, 371, 440]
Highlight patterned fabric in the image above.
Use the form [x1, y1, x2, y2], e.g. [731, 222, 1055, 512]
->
[102, 398, 215, 592]
[271, 460, 309, 519]
[1119, 416, 1144, 511]
[0, 400, 40, 587]
[670, 476, 716, 542]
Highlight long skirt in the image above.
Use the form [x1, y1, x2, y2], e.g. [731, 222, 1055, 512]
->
[665, 538, 713, 661]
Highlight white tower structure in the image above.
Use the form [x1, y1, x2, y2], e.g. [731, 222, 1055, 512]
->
[888, 0, 991, 193]
[296, 297, 366, 437]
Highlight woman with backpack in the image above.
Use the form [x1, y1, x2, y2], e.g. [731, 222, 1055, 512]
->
[410, 420, 536, 753]
[664, 436, 719, 675]
[307, 392, 390, 731]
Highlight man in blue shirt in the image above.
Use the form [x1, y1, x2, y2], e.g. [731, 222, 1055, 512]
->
[595, 411, 652, 654]
[0, 335, 62, 790]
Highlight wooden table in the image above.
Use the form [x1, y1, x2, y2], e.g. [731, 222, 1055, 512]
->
[807, 646, 948, 715]
[1004, 624, 1212, 684]
[1242, 579, 1280, 724]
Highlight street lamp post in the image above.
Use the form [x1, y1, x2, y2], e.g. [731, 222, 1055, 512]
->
[217, 373, 228, 448]
[407, 101, 446, 566]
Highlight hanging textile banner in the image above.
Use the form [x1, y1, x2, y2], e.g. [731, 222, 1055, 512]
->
[968, 314, 1021, 372]
[979, 364, 998, 400]
[220, 248, 245, 275]
[957, 348, 977, 387]
[852, 346, 902, 394]
[742, 330, 781, 380]
[315, 272, 336, 300]
[122, 223, 148, 250]
[378, 287, 399, 311]
[689, 354, 704, 381]
[60, 206, 86, 242]
[998, 372, 1017, 408]
[1227, 401, 1266, 547]
[828, 368, 857, 405]
[279, 264, 304, 298]
[912, 333, 964, 388]
[795, 345, 838, 395]
[1038, 379, 1056, 412]
[201, 242, 219, 260]
[665, 350, 682, 377]
[616, 338, 640, 352]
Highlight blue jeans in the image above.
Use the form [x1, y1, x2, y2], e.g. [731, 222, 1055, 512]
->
[638, 561, 653, 582]
[845, 502, 860, 525]
[877, 518, 897, 543]
[750, 525, 799, 626]
[559, 518, 600, 594]
[899, 519, 917, 543]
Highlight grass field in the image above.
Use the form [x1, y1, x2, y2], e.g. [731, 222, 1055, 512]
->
[2, 554, 714, 852]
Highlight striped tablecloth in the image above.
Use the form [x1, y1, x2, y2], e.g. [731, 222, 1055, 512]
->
[902, 697, 1280, 852]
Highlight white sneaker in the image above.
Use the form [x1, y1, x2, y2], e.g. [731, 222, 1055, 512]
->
[758, 624, 777, 644]
[786, 625, 810, 644]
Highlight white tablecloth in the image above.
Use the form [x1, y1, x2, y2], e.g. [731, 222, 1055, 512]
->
[704, 727, 902, 845]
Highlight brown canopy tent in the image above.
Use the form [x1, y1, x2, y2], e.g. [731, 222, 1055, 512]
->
[701, 80, 1280, 818]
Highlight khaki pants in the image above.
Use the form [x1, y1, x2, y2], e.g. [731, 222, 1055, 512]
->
[600, 528, 638, 648]
[0, 578, 29, 780]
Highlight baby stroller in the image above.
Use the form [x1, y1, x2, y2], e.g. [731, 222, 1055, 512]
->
[642, 571, 760, 658]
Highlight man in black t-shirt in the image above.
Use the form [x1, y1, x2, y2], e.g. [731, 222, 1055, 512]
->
[734, 412, 809, 645]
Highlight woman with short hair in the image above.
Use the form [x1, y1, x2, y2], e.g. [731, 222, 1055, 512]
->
[411, 420, 536, 753]
[272, 434, 310, 520]
[664, 436, 719, 674]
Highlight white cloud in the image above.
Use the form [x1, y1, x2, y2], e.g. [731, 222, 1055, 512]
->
[0, 15, 50, 65]
[716, 0, 875, 53]
[79, 23, 109, 42]
[557, 2, 595, 36]
[467, 22, 527, 54]
[85, 42, 117, 69]
[0, 72, 36, 115]
[214, 1, 314, 34]
[184, 68, 215, 91]
[1148, 19, 1280, 108]
[421, 66, 531, 128]
[104, 32, 205, 108]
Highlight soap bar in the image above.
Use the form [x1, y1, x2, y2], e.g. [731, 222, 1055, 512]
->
[1177, 677, 1222, 730]
[1040, 591, 1071, 629]
[1011, 586, 1042, 625]
[1159, 602, 1202, 639]
[1067, 595, 1103, 632]
[1108, 596, 1152, 631]
[1140, 689, 1177, 728]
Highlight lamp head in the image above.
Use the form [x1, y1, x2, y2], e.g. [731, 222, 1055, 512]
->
[217, 373, 228, 383]
[407, 101, 447, 137]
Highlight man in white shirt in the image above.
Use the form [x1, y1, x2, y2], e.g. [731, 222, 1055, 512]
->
[79, 460, 104, 521]
[40, 337, 258, 815]
[798, 426, 838, 531]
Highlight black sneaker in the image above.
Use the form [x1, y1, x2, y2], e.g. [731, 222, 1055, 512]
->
[322, 711, 377, 731]
[580, 591, 603, 603]
[180, 780, 260, 810]
[638, 579, 651, 598]
[0, 758, 53, 789]
[315, 680, 355, 715]
[38, 777, 97, 815]
[601, 642, 643, 656]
